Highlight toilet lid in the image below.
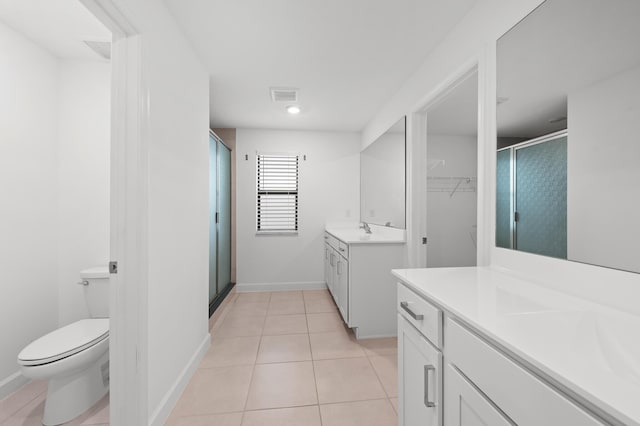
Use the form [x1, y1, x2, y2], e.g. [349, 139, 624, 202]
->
[18, 319, 109, 366]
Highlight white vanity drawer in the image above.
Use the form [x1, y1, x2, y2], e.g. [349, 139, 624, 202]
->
[397, 283, 442, 349]
[446, 318, 604, 426]
[337, 241, 349, 258]
[325, 233, 339, 250]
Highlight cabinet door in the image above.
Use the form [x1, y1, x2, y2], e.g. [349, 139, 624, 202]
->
[324, 243, 332, 294]
[398, 315, 441, 426]
[336, 255, 348, 322]
[445, 364, 512, 426]
[327, 247, 337, 301]
[331, 248, 340, 303]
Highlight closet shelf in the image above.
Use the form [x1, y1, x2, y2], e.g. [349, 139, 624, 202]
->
[427, 176, 477, 197]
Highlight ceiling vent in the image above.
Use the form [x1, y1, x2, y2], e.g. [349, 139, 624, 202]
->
[270, 87, 299, 103]
[84, 41, 111, 60]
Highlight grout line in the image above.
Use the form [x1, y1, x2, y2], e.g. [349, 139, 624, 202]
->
[309, 332, 322, 410]
[365, 354, 390, 398]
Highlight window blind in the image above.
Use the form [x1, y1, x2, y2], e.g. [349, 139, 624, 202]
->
[257, 153, 299, 232]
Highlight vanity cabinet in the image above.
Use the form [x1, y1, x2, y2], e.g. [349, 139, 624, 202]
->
[325, 235, 349, 321]
[445, 318, 603, 426]
[397, 284, 443, 426]
[324, 230, 404, 338]
[398, 314, 442, 426]
[444, 364, 511, 426]
[336, 255, 348, 320]
[396, 279, 608, 426]
[324, 242, 334, 298]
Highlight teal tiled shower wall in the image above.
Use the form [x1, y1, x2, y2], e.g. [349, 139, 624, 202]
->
[515, 136, 567, 259]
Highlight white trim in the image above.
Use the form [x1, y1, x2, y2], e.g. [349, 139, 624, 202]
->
[81, 1, 146, 424]
[406, 112, 426, 268]
[79, 0, 137, 37]
[0, 372, 29, 400]
[148, 334, 211, 426]
[236, 281, 328, 293]
[255, 231, 299, 236]
[109, 33, 148, 426]
[408, 57, 481, 268]
[477, 44, 493, 267]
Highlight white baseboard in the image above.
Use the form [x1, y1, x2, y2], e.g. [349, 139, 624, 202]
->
[0, 371, 29, 400]
[236, 281, 328, 293]
[148, 333, 211, 426]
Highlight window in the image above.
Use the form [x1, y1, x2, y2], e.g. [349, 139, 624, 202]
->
[257, 153, 299, 233]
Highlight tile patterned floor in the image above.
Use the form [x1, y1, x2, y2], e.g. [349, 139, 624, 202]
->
[167, 289, 398, 425]
[0, 289, 397, 425]
[0, 382, 109, 426]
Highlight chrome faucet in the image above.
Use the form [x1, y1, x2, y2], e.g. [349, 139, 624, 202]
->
[360, 222, 372, 234]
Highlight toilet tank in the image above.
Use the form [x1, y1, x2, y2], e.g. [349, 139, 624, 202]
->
[80, 267, 110, 318]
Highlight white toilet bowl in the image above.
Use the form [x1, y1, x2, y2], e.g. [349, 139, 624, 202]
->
[18, 318, 109, 425]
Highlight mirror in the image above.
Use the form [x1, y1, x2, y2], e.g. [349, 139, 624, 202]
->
[496, 0, 640, 273]
[361, 117, 406, 229]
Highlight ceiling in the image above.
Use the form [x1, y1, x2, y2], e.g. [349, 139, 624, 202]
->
[163, 0, 477, 131]
[0, 0, 110, 60]
[427, 72, 478, 137]
[497, 0, 640, 139]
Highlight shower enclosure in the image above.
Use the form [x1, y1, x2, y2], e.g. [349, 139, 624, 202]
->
[209, 131, 232, 315]
[496, 131, 567, 259]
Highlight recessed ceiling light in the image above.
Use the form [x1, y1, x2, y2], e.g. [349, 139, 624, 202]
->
[286, 105, 301, 115]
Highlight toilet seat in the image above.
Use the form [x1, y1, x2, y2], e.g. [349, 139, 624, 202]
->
[18, 319, 109, 366]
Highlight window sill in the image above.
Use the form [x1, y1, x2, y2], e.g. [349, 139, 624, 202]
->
[256, 231, 299, 236]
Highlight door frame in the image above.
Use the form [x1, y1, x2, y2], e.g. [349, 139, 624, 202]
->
[408, 59, 481, 268]
[79, 1, 146, 424]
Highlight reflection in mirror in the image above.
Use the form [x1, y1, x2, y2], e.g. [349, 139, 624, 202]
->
[360, 117, 406, 229]
[496, 0, 640, 273]
[426, 72, 478, 268]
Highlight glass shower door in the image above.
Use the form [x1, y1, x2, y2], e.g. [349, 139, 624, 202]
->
[514, 136, 567, 259]
[216, 140, 232, 295]
[496, 149, 512, 249]
[208, 134, 218, 304]
[209, 133, 232, 311]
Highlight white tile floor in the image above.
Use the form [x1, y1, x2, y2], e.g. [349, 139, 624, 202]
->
[0, 289, 398, 425]
[167, 289, 398, 425]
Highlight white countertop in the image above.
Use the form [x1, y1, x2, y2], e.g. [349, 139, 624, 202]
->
[392, 266, 640, 426]
[325, 225, 405, 244]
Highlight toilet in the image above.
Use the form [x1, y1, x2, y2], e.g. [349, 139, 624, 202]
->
[17, 267, 110, 426]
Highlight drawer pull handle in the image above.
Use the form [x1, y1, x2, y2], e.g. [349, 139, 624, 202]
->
[424, 364, 436, 408]
[400, 301, 424, 320]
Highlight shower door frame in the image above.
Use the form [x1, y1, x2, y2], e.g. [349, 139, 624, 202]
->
[209, 131, 233, 316]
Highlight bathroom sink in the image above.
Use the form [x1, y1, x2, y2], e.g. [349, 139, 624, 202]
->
[498, 310, 640, 384]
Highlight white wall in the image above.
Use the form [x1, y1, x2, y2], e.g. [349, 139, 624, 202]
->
[57, 60, 111, 326]
[567, 65, 640, 273]
[362, 0, 545, 150]
[110, 1, 211, 422]
[236, 129, 360, 290]
[0, 20, 60, 397]
[0, 20, 111, 398]
[426, 134, 477, 267]
[365, 0, 640, 315]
